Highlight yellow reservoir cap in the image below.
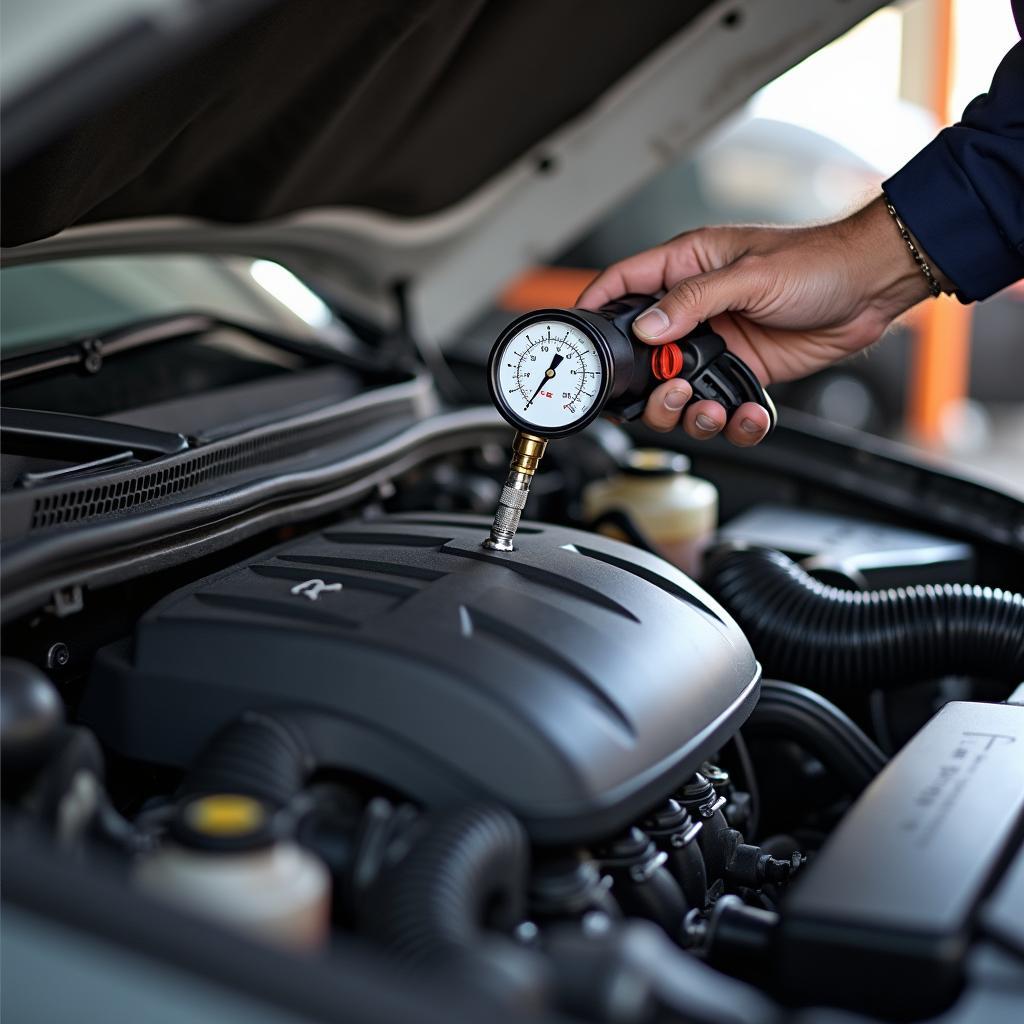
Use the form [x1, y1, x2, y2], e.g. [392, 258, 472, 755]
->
[184, 794, 267, 837]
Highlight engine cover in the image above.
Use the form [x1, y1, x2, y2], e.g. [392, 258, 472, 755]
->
[84, 514, 759, 842]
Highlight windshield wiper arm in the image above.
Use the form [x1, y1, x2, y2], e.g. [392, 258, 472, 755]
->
[1, 407, 189, 461]
[0, 311, 383, 385]
[0, 314, 217, 383]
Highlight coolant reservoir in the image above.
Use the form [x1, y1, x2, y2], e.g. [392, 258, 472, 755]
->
[582, 448, 717, 577]
[135, 794, 330, 949]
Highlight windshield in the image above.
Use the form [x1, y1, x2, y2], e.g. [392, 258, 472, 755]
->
[0, 253, 351, 355]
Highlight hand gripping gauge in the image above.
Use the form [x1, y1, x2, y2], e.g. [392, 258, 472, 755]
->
[483, 294, 776, 551]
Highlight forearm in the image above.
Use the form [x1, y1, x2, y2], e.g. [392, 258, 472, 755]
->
[882, 39, 1024, 301]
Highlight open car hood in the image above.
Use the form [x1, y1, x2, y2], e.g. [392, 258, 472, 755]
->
[2, 0, 882, 341]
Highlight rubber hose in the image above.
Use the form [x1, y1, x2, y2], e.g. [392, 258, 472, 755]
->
[544, 919, 782, 1024]
[365, 804, 545, 1008]
[368, 803, 528, 967]
[747, 681, 887, 796]
[178, 711, 314, 808]
[730, 731, 760, 839]
[707, 548, 1024, 689]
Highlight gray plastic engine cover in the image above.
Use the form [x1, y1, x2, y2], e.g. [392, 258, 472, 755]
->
[84, 513, 759, 842]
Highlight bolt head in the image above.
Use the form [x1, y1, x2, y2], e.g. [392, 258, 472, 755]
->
[46, 643, 70, 669]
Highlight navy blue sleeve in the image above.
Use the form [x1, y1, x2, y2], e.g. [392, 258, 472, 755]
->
[883, 23, 1024, 302]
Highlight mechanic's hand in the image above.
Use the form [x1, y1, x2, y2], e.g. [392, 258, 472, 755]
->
[578, 195, 944, 446]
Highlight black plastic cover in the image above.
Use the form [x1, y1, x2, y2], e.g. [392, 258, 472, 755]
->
[83, 513, 759, 843]
[779, 700, 1024, 1016]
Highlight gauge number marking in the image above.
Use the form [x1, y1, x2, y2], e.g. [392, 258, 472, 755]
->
[495, 322, 603, 431]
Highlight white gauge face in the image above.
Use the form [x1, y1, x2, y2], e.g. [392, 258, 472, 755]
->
[494, 321, 604, 431]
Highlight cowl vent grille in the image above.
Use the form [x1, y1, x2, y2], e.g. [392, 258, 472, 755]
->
[24, 387, 417, 532]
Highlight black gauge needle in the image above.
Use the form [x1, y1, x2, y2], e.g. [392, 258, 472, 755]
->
[524, 353, 564, 410]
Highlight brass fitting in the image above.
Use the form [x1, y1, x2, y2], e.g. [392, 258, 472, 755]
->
[483, 432, 549, 552]
[509, 432, 548, 475]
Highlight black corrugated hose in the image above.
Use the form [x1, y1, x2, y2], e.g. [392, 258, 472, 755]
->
[706, 548, 1024, 690]
[178, 710, 314, 808]
[365, 804, 547, 1008]
[368, 804, 526, 965]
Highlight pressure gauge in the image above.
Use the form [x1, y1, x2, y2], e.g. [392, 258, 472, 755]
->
[488, 294, 775, 441]
[482, 293, 776, 552]
[489, 314, 612, 438]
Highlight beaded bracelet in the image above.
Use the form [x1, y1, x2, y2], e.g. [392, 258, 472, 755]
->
[884, 198, 943, 298]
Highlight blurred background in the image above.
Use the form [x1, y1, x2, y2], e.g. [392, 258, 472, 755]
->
[456, 0, 1024, 493]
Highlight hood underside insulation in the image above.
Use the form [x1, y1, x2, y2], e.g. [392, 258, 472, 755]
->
[1, 0, 708, 247]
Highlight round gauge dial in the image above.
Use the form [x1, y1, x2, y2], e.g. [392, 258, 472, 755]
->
[492, 320, 605, 434]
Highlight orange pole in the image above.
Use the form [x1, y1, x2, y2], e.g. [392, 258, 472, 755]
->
[499, 266, 599, 311]
[905, 0, 972, 447]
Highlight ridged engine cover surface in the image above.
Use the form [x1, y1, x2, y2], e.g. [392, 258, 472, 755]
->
[85, 514, 759, 841]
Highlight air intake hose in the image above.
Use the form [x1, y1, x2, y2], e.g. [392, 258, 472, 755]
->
[178, 711, 314, 809]
[365, 804, 546, 1008]
[707, 548, 1024, 689]
[368, 804, 527, 964]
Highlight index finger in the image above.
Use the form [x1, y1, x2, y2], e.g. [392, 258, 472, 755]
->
[578, 228, 750, 310]
[576, 246, 674, 310]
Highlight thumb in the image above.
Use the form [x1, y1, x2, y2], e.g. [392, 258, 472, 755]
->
[633, 267, 750, 343]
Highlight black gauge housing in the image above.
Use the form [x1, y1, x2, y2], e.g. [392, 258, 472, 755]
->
[487, 294, 776, 439]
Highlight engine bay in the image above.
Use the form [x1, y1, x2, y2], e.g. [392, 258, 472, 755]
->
[3, 0, 1022, 1019]
[3, 404, 1024, 1024]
